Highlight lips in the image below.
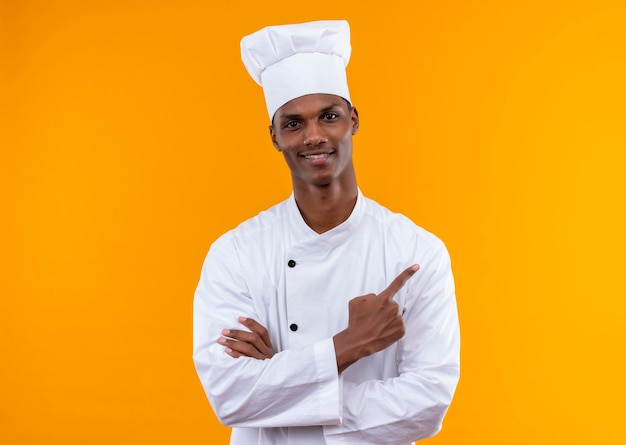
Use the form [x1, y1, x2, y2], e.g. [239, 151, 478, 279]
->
[300, 150, 335, 159]
[304, 153, 329, 159]
[300, 150, 335, 165]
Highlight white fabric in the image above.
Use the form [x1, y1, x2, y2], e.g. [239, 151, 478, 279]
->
[240, 20, 352, 120]
[193, 190, 460, 445]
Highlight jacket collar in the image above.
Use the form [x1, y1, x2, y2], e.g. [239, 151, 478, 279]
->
[287, 188, 365, 252]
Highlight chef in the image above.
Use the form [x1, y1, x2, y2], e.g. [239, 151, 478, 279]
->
[193, 20, 460, 445]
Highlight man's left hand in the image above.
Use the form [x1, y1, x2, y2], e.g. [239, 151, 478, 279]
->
[219, 317, 275, 360]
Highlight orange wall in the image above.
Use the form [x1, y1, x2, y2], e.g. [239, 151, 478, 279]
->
[2, 1, 625, 443]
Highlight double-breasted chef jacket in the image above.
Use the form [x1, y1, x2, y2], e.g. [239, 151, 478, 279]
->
[193, 189, 460, 445]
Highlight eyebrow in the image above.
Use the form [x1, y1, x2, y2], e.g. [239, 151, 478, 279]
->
[277, 103, 344, 121]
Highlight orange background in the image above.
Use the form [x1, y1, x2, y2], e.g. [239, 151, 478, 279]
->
[2, 1, 625, 443]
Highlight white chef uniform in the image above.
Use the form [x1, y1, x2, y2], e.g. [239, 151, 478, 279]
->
[193, 190, 460, 444]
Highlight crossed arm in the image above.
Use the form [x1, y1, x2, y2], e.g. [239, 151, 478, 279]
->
[218, 264, 420, 372]
[194, 233, 459, 443]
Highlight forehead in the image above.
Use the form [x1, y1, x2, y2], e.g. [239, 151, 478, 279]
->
[274, 94, 347, 119]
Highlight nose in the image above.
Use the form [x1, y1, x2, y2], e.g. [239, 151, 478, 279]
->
[303, 122, 327, 146]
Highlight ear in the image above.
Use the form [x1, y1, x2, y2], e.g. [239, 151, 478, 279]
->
[269, 125, 281, 151]
[350, 107, 360, 135]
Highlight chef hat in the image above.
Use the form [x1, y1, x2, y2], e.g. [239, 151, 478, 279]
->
[240, 20, 352, 121]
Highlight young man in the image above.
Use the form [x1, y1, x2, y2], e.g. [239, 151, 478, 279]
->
[193, 20, 460, 445]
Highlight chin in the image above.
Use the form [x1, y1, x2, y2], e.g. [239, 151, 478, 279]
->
[309, 175, 335, 187]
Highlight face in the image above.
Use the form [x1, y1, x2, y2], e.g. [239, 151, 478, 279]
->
[270, 94, 359, 188]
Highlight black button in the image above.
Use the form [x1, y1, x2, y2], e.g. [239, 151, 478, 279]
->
[287, 259, 296, 268]
[289, 323, 298, 332]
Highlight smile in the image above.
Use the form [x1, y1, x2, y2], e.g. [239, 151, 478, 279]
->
[301, 150, 335, 160]
[304, 153, 329, 159]
[300, 151, 335, 165]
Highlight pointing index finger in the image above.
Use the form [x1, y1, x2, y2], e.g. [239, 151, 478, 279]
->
[379, 264, 420, 300]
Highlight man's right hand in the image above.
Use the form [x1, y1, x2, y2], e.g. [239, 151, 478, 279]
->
[333, 264, 420, 373]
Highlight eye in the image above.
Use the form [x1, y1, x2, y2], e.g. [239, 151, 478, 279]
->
[282, 120, 300, 130]
[322, 112, 339, 121]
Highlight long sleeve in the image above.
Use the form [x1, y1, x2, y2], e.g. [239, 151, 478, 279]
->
[192, 234, 343, 428]
[323, 241, 460, 445]
[192, 194, 460, 444]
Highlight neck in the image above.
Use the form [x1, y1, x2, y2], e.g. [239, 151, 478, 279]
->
[292, 174, 358, 234]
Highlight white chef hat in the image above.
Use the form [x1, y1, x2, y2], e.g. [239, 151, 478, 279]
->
[240, 20, 352, 121]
